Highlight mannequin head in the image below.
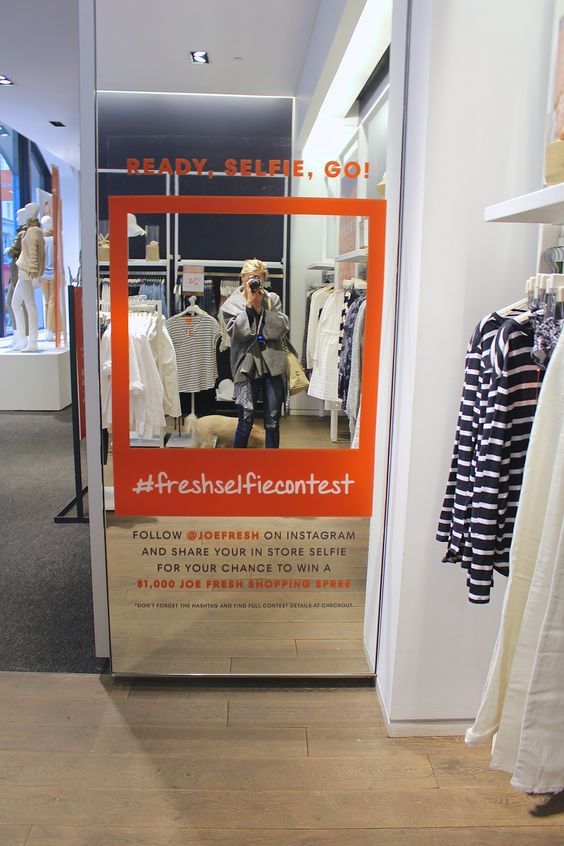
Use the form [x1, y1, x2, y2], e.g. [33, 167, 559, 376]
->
[24, 202, 40, 222]
[41, 215, 53, 234]
[16, 208, 27, 227]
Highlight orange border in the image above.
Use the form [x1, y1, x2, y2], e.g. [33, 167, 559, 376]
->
[109, 195, 386, 517]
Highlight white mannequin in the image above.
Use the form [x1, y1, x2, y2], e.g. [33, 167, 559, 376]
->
[40, 215, 55, 340]
[12, 202, 45, 352]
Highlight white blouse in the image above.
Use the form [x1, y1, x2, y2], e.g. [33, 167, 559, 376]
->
[307, 289, 345, 403]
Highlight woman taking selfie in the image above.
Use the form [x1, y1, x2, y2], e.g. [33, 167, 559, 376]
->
[220, 258, 290, 448]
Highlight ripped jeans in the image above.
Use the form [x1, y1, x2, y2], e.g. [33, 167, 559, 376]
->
[233, 375, 285, 449]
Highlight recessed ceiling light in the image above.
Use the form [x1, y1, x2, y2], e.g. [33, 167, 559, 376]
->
[0, 75, 14, 86]
[50, 120, 65, 127]
[233, 56, 243, 61]
[190, 51, 210, 64]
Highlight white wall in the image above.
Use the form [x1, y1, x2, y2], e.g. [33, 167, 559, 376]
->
[294, 0, 367, 151]
[377, 0, 553, 726]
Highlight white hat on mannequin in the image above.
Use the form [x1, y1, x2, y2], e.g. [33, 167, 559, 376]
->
[127, 213, 145, 237]
[24, 202, 40, 221]
[16, 208, 27, 226]
[41, 215, 53, 231]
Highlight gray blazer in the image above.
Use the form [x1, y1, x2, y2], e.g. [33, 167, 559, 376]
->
[220, 287, 290, 384]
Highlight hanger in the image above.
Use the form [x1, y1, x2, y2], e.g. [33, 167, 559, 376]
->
[177, 295, 205, 317]
[498, 297, 529, 317]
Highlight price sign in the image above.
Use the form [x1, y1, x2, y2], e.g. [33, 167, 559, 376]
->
[182, 264, 205, 293]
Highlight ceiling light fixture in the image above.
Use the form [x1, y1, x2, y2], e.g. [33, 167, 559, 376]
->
[0, 75, 14, 86]
[233, 56, 243, 61]
[50, 120, 65, 127]
[190, 51, 210, 64]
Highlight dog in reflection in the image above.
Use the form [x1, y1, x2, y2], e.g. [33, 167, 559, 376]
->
[184, 413, 264, 449]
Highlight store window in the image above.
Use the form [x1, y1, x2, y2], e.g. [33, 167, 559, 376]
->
[0, 125, 19, 338]
[0, 124, 51, 337]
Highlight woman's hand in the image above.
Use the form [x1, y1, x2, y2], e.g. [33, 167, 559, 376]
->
[244, 279, 264, 313]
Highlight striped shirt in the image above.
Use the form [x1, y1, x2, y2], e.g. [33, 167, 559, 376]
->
[437, 314, 506, 562]
[437, 314, 543, 603]
[464, 319, 543, 602]
[165, 313, 221, 393]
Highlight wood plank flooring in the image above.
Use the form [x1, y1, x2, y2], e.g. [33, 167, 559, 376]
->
[0, 673, 562, 845]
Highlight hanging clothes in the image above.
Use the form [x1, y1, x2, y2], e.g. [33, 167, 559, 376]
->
[202, 279, 217, 317]
[301, 287, 316, 368]
[147, 315, 181, 419]
[345, 298, 366, 445]
[466, 328, 564, 795]
[464, 318, 544, 601]
[99, 310, 180, 435]
[437, 312, 544, 602]
[338, 292, 366, 405]
[166, 311, 221, 393]
[138, 278, 167, 317]
[305, 286, 333, 370]
[307, 288, 345, 403]
[129, 323, 166, 438]
[437, 313, 509, 566]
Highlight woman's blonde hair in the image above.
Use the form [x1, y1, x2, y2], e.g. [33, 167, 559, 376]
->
[240, 258, 269, 285]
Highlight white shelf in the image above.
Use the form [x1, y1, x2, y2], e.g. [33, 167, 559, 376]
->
[306, 261, 335, 270]
[98, 259, 167, 266]
[179, 259, 283, 269]
[335, 248, 368, 263]
[484, 183, 564, 224]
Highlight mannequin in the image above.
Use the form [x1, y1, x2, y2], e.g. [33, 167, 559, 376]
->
[12, 202, 45, 352]
[4, 208, 28, 342]
[40, 215, 55, 340]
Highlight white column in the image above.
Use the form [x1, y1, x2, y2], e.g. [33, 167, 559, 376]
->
[376, 0, 553, 731]
[79, 0, 110, 656]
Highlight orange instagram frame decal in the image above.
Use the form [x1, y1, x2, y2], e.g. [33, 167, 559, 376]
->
[109, 195, 386, 517]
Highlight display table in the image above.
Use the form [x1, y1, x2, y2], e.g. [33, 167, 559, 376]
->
[0, 337, 71, 411]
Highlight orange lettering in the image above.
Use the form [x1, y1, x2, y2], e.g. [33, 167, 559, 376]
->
[176, 158, 191, 175]
[269, 159, 281, 176]
[224, 158, 237, 176]
[143, 158, 155, 174]
[127, 158, 140, 175]
[293, 160, 304, 177]
[255, 159, 267, 177]
[282, 160, 290, 176]
[157, 158, 173, 175]
[193, 158, 207, 176]
[325, 160, 341, 178]
[240, 159, 252, 176]
[344, 161, 361, 178]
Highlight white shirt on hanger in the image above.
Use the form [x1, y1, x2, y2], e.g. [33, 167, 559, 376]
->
[307, 288, 345, 403]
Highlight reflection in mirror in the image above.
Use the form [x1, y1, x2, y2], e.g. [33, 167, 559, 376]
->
[99, 212, 370, 483]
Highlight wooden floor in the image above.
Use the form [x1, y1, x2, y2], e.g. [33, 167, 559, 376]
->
[0, 673, 562, 844]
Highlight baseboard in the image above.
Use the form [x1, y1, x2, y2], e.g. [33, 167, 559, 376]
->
[363, 639, 376, 674]
[375, 678, 473, 737]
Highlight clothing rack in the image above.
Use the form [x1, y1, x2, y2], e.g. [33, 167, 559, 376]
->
[98, 269, 167, 277]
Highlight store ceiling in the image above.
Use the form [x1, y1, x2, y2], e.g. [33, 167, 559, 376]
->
[0, 0, 81, 169]
[95, 0, 322, 97]
[0, 0, 386, 171]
